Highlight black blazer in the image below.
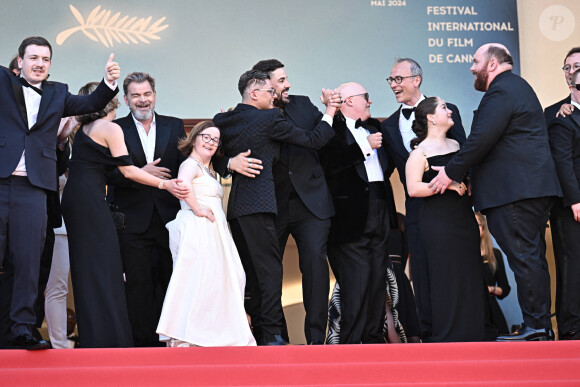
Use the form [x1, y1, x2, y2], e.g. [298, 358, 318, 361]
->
[548, 109, 580, 208]
[445, 71, 562, 212]
[107, 113, 186, 233]
[0, 67, 117, 191]
[319, 113, 397, 244]
[381, 101, 466, 225]
[274, 95, 335, 220]
[213, 103, 334, 220]
[544, 96, 571, 128]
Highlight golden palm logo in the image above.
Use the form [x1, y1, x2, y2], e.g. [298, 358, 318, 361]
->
[56, 5, 169, 47]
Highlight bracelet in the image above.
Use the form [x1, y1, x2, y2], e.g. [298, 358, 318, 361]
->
[158, 180, 164, 189]
[58, 138, 69, 146]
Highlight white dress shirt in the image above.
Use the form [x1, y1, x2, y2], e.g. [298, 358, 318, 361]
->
[398, 94, 426, 153]
[132, 114, 157, 164]
[345, 116, 384, 182]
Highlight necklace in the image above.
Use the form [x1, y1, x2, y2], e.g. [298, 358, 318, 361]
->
[190, 156, 216, 179]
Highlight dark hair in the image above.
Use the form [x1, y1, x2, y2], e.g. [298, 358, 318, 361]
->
[178, 121, 219, 157]
[395, 57, 423, 86]
[18, 36, 52, 59]
[237, 69, 270, 96]
[252, 59, 284, 75]
[410, 97, 439, 149]
[8, 55, 19, 74]
[122, 72, 156, 95]
[76, 82, 120, 124]
[486, 45, 513, 66]
[564, 47, 580, 64]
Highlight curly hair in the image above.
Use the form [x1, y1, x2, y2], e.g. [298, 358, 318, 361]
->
[75, 82, 120, 124]
[410, 97, 439, 149]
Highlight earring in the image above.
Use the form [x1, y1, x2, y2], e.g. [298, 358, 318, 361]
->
[432, 121, 436, 125]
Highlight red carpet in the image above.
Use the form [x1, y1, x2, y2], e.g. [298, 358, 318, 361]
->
[2, 341, 579, 386]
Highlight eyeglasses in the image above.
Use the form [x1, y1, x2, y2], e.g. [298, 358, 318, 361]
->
[198, 133, 221, 146]
[562, 63, 580, 73]
[386, 75, 418, 84]
[253, 88, 276, 96]
[344, 92, 369, 102]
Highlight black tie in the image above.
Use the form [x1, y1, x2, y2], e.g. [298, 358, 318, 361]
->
[355, 118, 367, 129]
[401, 107, 414, 120]
[18, 77, 43, 96]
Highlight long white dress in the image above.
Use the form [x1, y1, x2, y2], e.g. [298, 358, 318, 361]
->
[157, 163, 256, 346]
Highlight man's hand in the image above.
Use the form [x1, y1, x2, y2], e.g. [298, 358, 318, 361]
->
[57, 116, 78, 144]
[556, 103, 574, 118]
[164, 179, 189, 200]
[143, 158, 172, 179]
[229, 150, 263, 178]
[320, 88, 341, 116]
[367, 132, 382, 149]
[429, 166, 453, 193]
[104, 53, 120, 84]
[572, 203, 580, 222]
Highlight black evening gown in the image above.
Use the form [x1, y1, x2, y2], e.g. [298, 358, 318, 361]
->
[420, 152, 485, 342]
[61, 127, 133, 348]
[483, 248, 511, 340]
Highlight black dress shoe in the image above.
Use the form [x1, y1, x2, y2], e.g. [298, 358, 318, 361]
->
[496, 325, 553, 342]
[261, 334, 290, 346]
[10, 334, 51, 350]
[308, 340, 325, 345]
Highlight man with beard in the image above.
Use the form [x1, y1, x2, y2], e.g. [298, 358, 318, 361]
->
[108, 72, 256, 346]
[544, 47, 580, 127]
[251, 59, 336, 345]
[430, 43, 562, 341]
[380, 58, 465, 342]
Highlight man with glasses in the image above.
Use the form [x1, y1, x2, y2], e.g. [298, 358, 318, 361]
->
[546, 47, 580, 340]
[381, 58, 465, 342]
[319, 82, 396, 344]
[252, 59, 336, 345]
[213, 69, 338, 345]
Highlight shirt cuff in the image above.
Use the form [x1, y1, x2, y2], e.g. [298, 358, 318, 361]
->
[104, 78, 117, 90]
[321, 114, 333, 126]
[357, 137, 374, 159]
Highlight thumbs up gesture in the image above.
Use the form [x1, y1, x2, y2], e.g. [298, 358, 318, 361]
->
[104, 53, 120, 83]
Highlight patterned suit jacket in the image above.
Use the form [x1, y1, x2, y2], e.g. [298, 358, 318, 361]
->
[213, 103, 334, 220]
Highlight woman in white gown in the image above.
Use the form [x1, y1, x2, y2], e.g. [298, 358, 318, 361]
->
[157, 121, 256, 347]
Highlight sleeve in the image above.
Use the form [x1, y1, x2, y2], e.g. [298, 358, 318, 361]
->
[318, 127, 365, 176]
[269, 109, 334, 150]
[62, 79, 119, 118]
[548, 118, 580, 207]
[493, 248, 511, 300]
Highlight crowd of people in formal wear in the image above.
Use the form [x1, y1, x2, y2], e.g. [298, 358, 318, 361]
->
[1, 36, 579, 350]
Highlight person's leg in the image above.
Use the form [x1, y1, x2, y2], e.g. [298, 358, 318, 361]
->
[45, 234, 70, 348]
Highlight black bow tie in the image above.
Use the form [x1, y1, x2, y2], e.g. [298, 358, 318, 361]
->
[401, 107, 415, 120]
[355, 118, 367, 129]
[18, 77, 43, 96]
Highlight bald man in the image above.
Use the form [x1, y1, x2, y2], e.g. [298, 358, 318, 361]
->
[430, 43, 561, 341]
[319, 82, 396, 344]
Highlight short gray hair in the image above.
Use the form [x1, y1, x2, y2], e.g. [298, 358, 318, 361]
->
[395, 57, 423, 86]
[123, 72, 156, 95]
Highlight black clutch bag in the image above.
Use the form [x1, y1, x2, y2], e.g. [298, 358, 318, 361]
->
[108, 203, 126, 230]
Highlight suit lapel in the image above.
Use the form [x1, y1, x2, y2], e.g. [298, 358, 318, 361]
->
[570, 109, 580, 129]
[122, 115, 147, 166]
[343, 123, 368, 182]
[34, 81, 54, 129]
[10, 76, 28, 128]
[153, 114, 170, 161]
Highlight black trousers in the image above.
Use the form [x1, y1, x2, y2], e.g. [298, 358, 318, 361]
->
[406, 222, 432, 341]
[118, 209, 173, 347]
[276, 196, 330, 344]
[328, 198, 389, 344]
[485, 197, 554, 330]
[229, 213, 284, 343]
[0, 176, 47, 340]
[550, 202, 580, 337]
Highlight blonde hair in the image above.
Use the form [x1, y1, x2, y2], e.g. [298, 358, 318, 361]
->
[475, 212, 496, 273]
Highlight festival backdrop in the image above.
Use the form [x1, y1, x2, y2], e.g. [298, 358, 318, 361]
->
[0, 0, 519, 131]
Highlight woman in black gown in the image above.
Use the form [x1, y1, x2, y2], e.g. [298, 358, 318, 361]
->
[405, 97, 485, 342]
[475, 212, 511, 340]
[61, 82, 188, 348]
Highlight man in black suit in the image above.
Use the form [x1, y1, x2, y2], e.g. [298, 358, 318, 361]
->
[0, 36, 119, 349]
[251, 59, 335, 345]
[213, 70, 337, 345]
[547, 69, 580, 341]
[544, 47, 579, 127]
[381, 58, 465, 341]
[431, 43, 562, 341]
[319, 82, 396, 344]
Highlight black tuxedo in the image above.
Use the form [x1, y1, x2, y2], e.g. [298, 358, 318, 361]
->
[107, 112, 185, 346]
[319, 114, 396, 343]
[213, 103, 333, 343]
[381, 100, 465, 340]
[545, 96, 571, 128]
[0, 66, 117, 344]
[445, 71, 561, 330]
[274, 95, 334, 344]
[548, 108, 580, 338]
